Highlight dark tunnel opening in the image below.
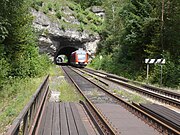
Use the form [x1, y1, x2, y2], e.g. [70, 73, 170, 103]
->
[54, 46, 79, 64]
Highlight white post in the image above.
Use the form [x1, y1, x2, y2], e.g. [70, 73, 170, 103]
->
[99, 55, 102, 70]
[147, 64, 149, 83]
[160, 64, 163, 86]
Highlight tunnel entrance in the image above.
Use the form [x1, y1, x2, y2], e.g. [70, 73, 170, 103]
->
[54, 46, 80, 64]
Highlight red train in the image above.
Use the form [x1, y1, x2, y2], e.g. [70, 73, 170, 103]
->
[70, 49, 88, 67]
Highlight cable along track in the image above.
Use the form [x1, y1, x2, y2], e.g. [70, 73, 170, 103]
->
[82, 68, 180, 109]
[62, 66, 180, 135]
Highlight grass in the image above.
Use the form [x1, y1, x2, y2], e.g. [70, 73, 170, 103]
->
[49, 64, 63, 76]
[113, 89, 149, 104]
[0, 64, 62, 133]
[0, 76, 45, 133]
[58, 80, 83, 102]
[48, 65, 84, 102]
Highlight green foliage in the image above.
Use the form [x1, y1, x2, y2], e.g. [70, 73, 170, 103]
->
[56, 11, 62, 19]
[0, 0, 51, 82]
[0, 57, 10, 86]
[54, 2, 60, 12]
[59, 80, 83, 101]
[31, 0, 102, 34]
[150, 52, 180, 87]
[42, 5, 49, 14]
[68, 2, 78, 11]
[61, 24, 65, 31]
[0, 17, 9, 42]
[91, 0, 179, 88]
[76, 13, 84, 22]
[35, 0, 43, 6]
[89, 54, 114, 73]
[0, 76, 45, 133]
[31, 0, 43, 11]
[47, 3, 53, 11]
[78, 23, 84, 32]
[31, 3, 40, 11]
[73, 0, 102, 9]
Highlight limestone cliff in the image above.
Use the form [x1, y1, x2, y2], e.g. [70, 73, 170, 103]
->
[31, 1, 104, 59]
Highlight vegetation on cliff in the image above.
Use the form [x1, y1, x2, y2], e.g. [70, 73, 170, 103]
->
[31, 0, 103, 34]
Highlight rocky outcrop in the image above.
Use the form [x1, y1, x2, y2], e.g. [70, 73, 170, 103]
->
[31, 8, 100, 59]
[91, 6, 105, 18]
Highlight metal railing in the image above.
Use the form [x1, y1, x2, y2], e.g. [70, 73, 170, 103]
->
[6, 75, 49, 135]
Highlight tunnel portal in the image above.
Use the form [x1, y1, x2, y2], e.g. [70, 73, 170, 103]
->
[48, 35, 87, 64]
[54, 46, 84, 64]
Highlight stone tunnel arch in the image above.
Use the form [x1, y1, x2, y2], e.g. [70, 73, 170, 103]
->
[38, 35, 99, 63]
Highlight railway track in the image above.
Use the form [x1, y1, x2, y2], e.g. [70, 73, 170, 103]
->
[62, 66, 180, 135]
[80, 68, 180, 109]
[62, 66, 118, 135]
[133, 103, 180, 132]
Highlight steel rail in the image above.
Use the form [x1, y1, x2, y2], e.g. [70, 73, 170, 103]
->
[84, 68, 180, 100]
[132, 102, 180, 132]
[6, 75, 49, 135]
[71, 67, 180, 135]
[82, 68, 180, 108]
[61, 66, 118, 135]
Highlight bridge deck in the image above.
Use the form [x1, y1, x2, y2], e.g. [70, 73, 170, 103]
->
[37, 102, 88, 135]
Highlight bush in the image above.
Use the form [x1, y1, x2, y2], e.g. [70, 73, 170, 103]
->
[0, 58, 10, 86]
[56, 11, 62, 19]
[150, 60, 180, 88]
[76, 13, 84, 22]
[89, 55, 113, 71]
[31, 3, 39, 11]
[78, 23, 84, 32]
[54, 3, 60, 12]
[47, 3, 53, 11]
[35, 0, 43, 7]
[91, 24, 99, 32]
[61, 24, 65, 31]
[42, 6, 48, 14]
[68, 2, 76, 11]
[28, 54, 51, 77]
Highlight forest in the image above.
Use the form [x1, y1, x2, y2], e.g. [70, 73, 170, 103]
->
[0, 0, 50, 87]
[84, 0, 180, 88]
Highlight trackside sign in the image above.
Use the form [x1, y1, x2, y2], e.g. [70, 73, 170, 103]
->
[145, 59, 166, 64]
[145, 58, 166, 85]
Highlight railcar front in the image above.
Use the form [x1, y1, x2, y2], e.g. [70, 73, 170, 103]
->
[70, 49, 88, 67]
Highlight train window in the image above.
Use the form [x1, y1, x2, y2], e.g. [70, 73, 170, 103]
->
[77, 54, 86, 60]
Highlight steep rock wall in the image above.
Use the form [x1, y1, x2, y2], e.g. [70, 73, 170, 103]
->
[31, 7, 102, 60]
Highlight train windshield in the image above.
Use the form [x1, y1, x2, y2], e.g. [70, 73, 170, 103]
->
[77, 54, 86, 60]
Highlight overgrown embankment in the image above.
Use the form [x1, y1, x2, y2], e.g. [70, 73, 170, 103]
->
[0, 76, 45, 133]
[0, 0, 51, 133]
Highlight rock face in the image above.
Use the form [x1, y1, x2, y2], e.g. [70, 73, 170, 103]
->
[31, 8, 100, 60]
[91, 6, 105, 18]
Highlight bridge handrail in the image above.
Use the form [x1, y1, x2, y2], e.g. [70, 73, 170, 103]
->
[6, 75, 50, 135]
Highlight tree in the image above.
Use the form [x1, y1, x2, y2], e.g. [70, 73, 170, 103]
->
[73, 0, 102, 9]
[0, 0, 49, 78]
